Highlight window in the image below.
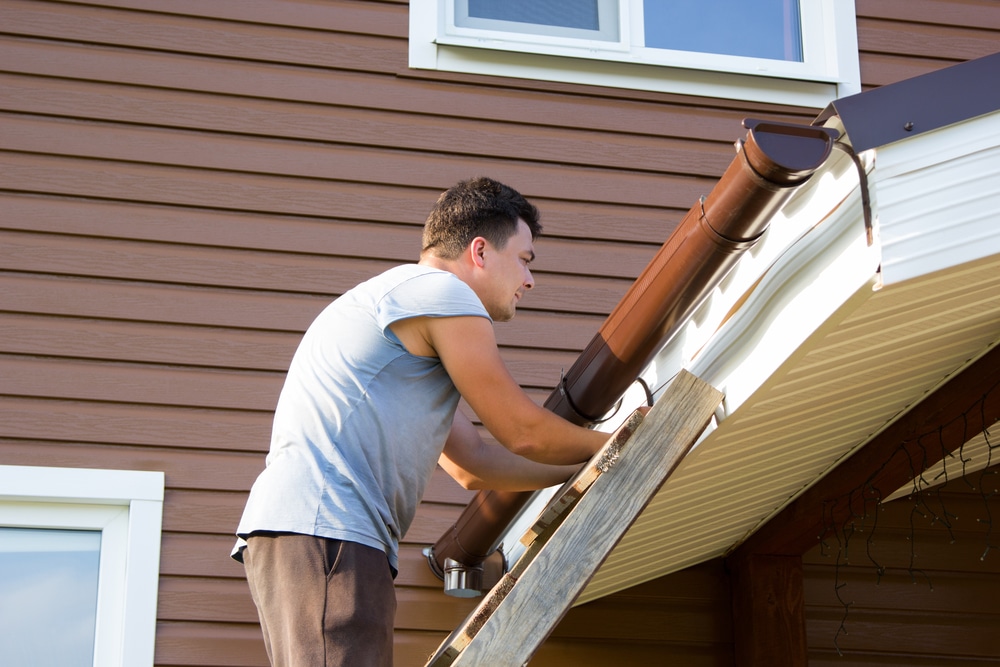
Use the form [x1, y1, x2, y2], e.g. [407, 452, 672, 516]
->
[410, 0, 860, 107]
[0, 527, 102, 666]
[0, 466, 164, 667]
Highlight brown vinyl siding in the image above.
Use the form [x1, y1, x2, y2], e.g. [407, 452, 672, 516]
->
[804, 477, 1000, 663]
[1, 0, 999, 665]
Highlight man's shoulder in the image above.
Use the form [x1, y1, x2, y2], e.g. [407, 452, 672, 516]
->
[366, 264, 453, 290]
[373, 264, 472, 299]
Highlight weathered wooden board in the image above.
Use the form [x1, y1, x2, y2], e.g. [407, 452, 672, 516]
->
[425, 370, 723, 667]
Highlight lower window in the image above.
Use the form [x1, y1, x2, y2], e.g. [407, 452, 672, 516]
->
[0, 466, 164, 667]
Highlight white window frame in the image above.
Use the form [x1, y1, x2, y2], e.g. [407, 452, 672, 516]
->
[0, 466, 165, 667]
[410, 0, 861, 108]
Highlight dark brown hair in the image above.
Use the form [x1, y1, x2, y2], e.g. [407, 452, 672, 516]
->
[421, 177, 541, 259]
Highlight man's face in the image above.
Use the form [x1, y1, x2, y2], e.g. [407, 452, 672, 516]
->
[480, 219, 536, 322]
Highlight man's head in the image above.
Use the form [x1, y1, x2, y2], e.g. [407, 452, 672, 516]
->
[421, 177, 541, 260]
[421, 178, 540, 322]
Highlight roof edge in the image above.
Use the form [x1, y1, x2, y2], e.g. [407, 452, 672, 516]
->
[815, 51, 1000, 152]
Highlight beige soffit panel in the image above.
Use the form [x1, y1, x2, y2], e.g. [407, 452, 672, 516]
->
[574, 110, 1000, 604]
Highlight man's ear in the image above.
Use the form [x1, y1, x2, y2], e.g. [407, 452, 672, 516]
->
[470, 237, 488, 269]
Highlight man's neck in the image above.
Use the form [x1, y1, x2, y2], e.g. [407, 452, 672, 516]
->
[419, 253, 463, 278]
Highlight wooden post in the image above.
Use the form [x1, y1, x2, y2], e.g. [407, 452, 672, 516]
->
[730, 553, 808, 666]
[425, 370, 723, 667]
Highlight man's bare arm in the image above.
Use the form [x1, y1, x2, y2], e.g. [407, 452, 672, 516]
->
[423, 315, 608, 465]
[439, 410, 583, 490]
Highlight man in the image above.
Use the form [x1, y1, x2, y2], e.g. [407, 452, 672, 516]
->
[232, 177, 609, 666]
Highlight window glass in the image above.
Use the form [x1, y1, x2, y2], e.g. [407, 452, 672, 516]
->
[468, 0, 600, 30]
[0, 528, 101, 667]
[643, 0, 802, 61]
[454, 0, 619, 41]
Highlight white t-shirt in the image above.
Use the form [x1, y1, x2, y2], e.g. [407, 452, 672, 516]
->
[233, 265, 490, 572]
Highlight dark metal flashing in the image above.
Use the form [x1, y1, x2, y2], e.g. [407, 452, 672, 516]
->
[815, 51, 1000, 152]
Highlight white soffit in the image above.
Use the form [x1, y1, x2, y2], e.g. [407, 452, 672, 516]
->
[577, 110, 1000, 604]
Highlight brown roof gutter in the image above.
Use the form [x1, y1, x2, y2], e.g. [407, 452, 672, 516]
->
[427, 118, 839, 596]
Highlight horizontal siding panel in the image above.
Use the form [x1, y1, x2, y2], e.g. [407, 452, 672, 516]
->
[0, 399, 269, 453]
[0, 278, 604, 352]
[0, 194, 661, 281]
[0, 347, 585, 401]
[402, 633, 736, 667]
[62, 0, 410, 37]
[551, 599, 730, 644]
[803, 530, 1000, 575]
[856, 2, 1000, 89]
[801, 479, 1000, 662]
[808, 654, 995, 667]
[2, 0, 405, 73]
[0, 194, 423, 262]
[857, 53, 956, 88]
[0, 227, 393, 296]
[0, 74, 736, 179]
[157, 556, 738, 666]
[0, 37, 806, 143]
[160, 532, 245, 579]
[0, 114, 717, 209]
[807, 609, 1000, 657]
[0, 438, 267, 487]
[0, 272, 329, 332]
[158, 576, 258, 624]
[805, 569, 1000, 613]
[0, 151, 432, 224]
[858, 20, 1000, 62]
[155, 621, 267, 667]
[394, 586, 482, 633]
[1, 354, 282, 410]
[162, 489, 247, 534]
[0, 231, 632, 316]
[0, 151, 688, 246]
[857, 0, 1000, 30]
[531, 642, 734, 667]
[0, 313, 299, 371]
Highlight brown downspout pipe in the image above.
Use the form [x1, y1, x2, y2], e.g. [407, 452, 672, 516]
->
[427, 119, 840, 594]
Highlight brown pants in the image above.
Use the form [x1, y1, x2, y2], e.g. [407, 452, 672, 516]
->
[243, 533, 396, 667]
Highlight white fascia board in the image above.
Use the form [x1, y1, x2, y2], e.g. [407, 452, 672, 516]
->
[645, 147, 879, 419]
[870, 110, 1000, 286]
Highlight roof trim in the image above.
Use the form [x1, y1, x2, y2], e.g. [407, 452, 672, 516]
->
[816, 51, 1000, 152]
